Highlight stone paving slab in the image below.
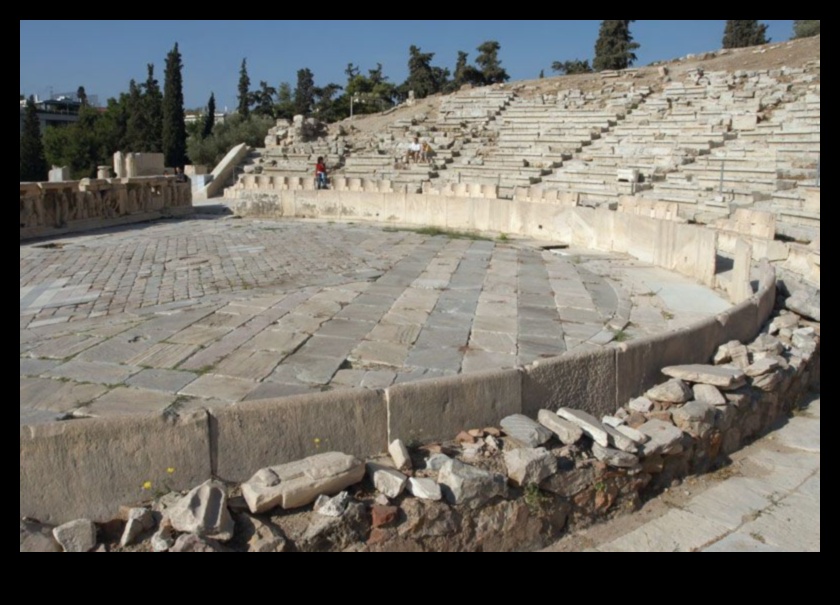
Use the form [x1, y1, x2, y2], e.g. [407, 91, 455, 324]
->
[179, 374, 257, 403]
[83, 387, 176, 417]
[44, 360, 141, 386]
[20, 377, 108, 414]
[21, 218, 733, 420]
[125, 368, 198, 394]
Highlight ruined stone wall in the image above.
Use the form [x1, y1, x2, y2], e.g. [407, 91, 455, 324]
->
[19, 177, 192, 241]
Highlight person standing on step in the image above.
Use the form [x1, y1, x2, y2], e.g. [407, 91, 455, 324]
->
[315, 156, 328, 189]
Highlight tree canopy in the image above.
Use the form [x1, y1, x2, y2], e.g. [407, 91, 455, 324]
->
[722, 20, 769, 49]
[593, 20, 640, 71]
[238, 58, 251, 118]
[162, 43, 187, 168]
[20, 96, 48, 182]
[793, 20, 820, 38]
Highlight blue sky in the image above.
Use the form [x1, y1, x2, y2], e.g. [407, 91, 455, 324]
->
[21, 20, 797, 110]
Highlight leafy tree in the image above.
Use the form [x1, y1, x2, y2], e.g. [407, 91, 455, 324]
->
[539, 69, 545, 79]
[76, 86, 88, 107]
[251, 81, 277, 118]
[202, 92, 216, 139]
[475, 40, 509, 84]
[552, 59, 593, 75]
[187, 114, 273, 167]
[593, 20, 640, 71]
[276, 82, 296, 120]
[20, 96, 48, 182]
[238, 58, 251, 118]
[42, 105, 104, 179]
[793, 20, 820, 38]
[722, 20, 769, 49]
[143, 64, 163, 151]
[294, 68, 316, 116]
[405, 45, 443, 98]
[162, 42, 187, 168]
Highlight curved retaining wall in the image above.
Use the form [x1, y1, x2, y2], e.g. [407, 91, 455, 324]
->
[20, 190, 777, 523]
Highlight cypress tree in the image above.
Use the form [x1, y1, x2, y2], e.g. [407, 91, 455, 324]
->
[144, 64, 163, 152]
[593, 20, 640, 71]
[294, 68, 316, 116]
[238, 58, 251, 118]
[722, 20, 769, 49]
[20, 95, 48, 182]
[162, 42, 187, 168]
[203, 92, 216, 139]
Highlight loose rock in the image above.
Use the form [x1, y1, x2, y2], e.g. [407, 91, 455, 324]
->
[537, 410, 583, 445]
[314, 491, 351, 518]
[556, 408, 609, 447]
[503, 447, 558, 487]
[662, 365, 746, 390]
[500, 414, 553, 447]
[408, 477, 443, 502]
[167, 481, 234, 542]
[388, 439, 413, 472]
[242, 452, 365, 514]
[120, 507, 155, 548]
[638, 419, 685, 456]
[53, 519, 97, 553]
[672, 401, 716, 439]
[591, 443, 640, 469]
[438, 459, 507, 509]
[693, 384, 726, 406]
[646, 379, 692, 404]
[367, 463, 408, 499]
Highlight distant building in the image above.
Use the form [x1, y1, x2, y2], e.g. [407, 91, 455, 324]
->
[184, 111, 227, 126]
[19, 95, 84, 137]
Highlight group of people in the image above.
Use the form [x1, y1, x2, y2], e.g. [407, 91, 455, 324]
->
[405, 136, 432, 164]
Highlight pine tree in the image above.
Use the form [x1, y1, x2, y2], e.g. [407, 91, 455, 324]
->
[793, 20, 820, 38]
[593, 20, 640, 71]
[76, 86, 88, 107]
[475, 41, 509, 84]
[20, 95, 48, 182]
[162, 42, 187, 168]
[405, 46, 441, 98]
[202, 92, 216, 139]
[238, 58, 251, 118]
[294, 68, 316, 116]
[722, 20, 769, 49]
[125, 79, 149, 151]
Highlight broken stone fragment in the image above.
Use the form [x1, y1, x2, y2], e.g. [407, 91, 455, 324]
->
[628, 397, 654, 413]
[693, 384, 726, 406]
[424, 453, 452, 471]
[749, 334, 784, 355]
[672, 401, 716, 439]
[746, 358, 781, 377]
[120, 507, 155, 548]
[388, 439, 413, 472]
[646, 379, 692, 404]
[591, 443, 640, 469]
[603, 424, 640, 453]
[438, 459, 507, 509]
[367, 463, 408, 499]
[242, 452, 366, 514]
[314, 491, 351, 518]
[538, 409, 583, 445]
[662, 365, 746, 390]
[53, 519, 97, 553]
[408, 477, 442, 502]
[167, 480, 235, 542]
[638, 419, 685, 457]
[151, 526, 175, 552]
[503, 447, 558, 487]
[556, 408, 609, 447]
[500, 414, 553, 448]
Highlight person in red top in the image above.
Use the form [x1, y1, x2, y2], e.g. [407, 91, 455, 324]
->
[315, 156, 328, 189]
